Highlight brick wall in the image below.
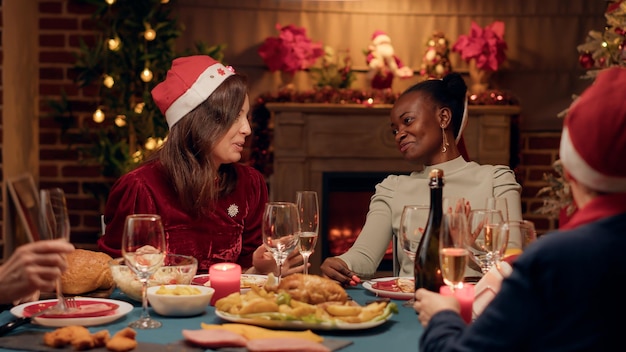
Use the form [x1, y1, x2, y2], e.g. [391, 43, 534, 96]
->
[38, 0, 108, 249]
[0, 0, 563, 250]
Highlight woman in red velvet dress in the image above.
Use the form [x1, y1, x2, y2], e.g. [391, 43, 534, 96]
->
[98, 56, 300, 274]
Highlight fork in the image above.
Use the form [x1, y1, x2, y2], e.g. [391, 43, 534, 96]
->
[0, 297, 76, 337]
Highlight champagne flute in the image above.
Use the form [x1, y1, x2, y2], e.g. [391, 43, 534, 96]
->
[39, 188, 72, 313]
[398, 205, 429, 306]
[262, 202, 300, 282]
[122, 214, 166, 329]
[467, 209, 505, 274]
[296, 191, 319, 275]
[439, 212, 470, 292]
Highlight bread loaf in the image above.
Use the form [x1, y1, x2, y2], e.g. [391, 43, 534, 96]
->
[61, 249, 114, 295]
[277, 274, 347, 304]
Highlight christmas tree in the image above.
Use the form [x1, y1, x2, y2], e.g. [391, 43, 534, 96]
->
[52, 0, 224, 180]
[537, 0, 626, 220]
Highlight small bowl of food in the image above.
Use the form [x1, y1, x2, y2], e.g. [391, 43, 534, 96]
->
[147, 284, 214, 316]
[109, 253, 198, 301]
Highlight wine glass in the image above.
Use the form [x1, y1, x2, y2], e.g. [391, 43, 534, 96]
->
[39, 188, 72, 313]
[296, 191, 319, 275]
[485, 197, 509, 221]
[439, 212, 470, 292]
[398, 205, 429, 306]
[262, 202, 300, 282]
[501, 219, 537, 259]
[122, 214, 166, 329]
[467, 209, 505, 274]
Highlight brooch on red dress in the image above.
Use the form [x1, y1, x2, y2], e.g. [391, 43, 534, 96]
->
[227, 204, 239, 217]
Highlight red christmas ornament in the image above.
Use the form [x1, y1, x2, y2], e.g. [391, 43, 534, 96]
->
[579, 52, 594, 69]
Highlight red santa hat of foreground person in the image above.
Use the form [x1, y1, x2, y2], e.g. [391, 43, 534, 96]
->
[151, 55, 235, 128]
[559, 66, 626, 192]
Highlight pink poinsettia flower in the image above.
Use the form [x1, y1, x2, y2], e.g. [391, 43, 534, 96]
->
[258, 23, 324, 74]
[452, 21, 507, 71]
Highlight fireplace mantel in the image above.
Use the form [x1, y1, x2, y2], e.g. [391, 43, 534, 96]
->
[266, 102, 521, 272]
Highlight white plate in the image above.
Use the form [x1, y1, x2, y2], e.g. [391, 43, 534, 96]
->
[214, 309, 391, 331]
[362, 277, 415, 300]
[192, 274, 268, 293]
[11, 298, 133, 327]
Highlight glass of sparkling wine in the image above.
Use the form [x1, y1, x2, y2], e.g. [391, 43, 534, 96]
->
[296, 191, 319, 275]
[262, 202, 300, 282]
[439, 212, 470, 292]
[122, 214, 166, 329]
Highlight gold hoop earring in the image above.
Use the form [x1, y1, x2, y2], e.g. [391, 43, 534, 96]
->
[441, 125, 449, 153]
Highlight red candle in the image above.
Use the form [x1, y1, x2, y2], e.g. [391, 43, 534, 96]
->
[209, 263, 241, 306]
[439, 284, 475, 323]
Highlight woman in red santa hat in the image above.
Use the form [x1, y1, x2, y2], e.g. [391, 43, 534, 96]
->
[414, 66, 626, 351]
[98, 56, 302, 275]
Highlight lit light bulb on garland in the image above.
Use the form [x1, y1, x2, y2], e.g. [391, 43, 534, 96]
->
[103, 74, 114, 88]
[93, 108, 105, 123]
[140, 67, 153, 82]
[134, 102, 145, 114]
[105, 0, 116, 5]
[161, 0, 170, 3]
[145, 137, 158, 150]
[144, 25, 156, 41]
[108, 37, 121, 51]
[115, 114, 126, 127]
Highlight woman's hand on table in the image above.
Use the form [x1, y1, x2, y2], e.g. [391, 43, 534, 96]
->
[320, 257, 361, 286]
[413, 288, 460, 327]
[250, 245, 305, 276]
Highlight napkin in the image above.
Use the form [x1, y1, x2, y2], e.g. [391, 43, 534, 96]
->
[472, 261, 513, 319]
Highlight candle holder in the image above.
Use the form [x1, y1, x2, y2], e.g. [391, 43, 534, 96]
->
[440, 283, 475, 323]
[209, 263, 241, 306]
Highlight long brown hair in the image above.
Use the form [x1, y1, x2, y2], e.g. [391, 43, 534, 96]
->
[152, 74, 248, 216]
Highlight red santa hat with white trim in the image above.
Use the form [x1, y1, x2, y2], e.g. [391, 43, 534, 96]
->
[151, 55, 235, 128]
[559, 66, 626, 192]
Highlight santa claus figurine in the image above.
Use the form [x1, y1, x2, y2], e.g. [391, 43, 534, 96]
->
[365, 30, 414, 90]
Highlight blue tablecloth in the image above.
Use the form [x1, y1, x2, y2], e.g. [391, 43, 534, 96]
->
[0, 286, 423, 351]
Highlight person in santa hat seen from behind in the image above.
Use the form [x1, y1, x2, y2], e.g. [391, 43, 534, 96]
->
[366, 30, 414, 89]
[414, 66, 626, 351]
[98, 55, 303, 275]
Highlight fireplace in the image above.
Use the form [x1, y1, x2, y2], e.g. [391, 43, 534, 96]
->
[267, 102, 519, 275]
[322, 172, 406, 272]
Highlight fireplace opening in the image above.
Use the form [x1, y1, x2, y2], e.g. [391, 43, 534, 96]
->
[322, 171, 408, 273]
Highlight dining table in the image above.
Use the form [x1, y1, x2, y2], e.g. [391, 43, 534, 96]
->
[0, 284, 424, 352]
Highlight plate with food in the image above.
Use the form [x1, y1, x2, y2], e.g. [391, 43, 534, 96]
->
[192, 274, 267, 292]
[362, 277, 415, 300]
[11, 298, 133, 327]
[214, 273, 397, 330]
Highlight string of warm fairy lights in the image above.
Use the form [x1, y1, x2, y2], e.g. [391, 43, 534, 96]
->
[92, 0, 168, 163]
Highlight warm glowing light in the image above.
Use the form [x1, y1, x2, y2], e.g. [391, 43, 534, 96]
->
[105, 0, 116, 4]
[602, 41, 608, 48]
[134, 102, 145, 114]
[145, 137, 158, 150]
[144, 28, 156, 41]
[470, 94, 478, 101]
[103, 75, 114, 88]
[161, 0, 170, 3]
[115, 115, 126, 127]
[132, 150, 143, 163]
[108, 37, 121, 51]
[93, 108, 105, 123]
[140, 67, 153, 82]
[367, 98, 374, 104]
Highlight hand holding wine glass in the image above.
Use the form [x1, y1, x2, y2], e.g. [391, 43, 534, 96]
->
[39, 188, 72, 313]
[122, 214, 166, 329]
[439, 212, 470, 292]
[296, 191, 319, 275]
[262, 202, 300, 282]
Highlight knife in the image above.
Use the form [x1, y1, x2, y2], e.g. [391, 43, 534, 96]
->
[0, 306, 56, 337]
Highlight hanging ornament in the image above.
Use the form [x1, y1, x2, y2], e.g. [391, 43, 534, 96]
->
[140, 67, 153, 82]
[114, 114, 126, 127]
[93, 108, 105, 123]
[103, 74, 114, 88]
[578, 52, 595, 69]
[107, 36, 121, 51]
[134, 102, 145, 114]
[144, 25, 156, 41]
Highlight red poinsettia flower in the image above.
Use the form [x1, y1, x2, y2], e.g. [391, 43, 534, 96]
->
[258, 23, 324, 74]
[452, 21, 508, 71]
